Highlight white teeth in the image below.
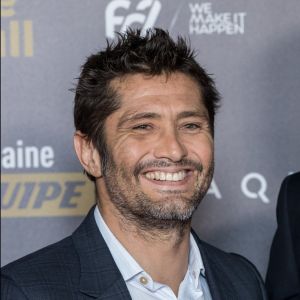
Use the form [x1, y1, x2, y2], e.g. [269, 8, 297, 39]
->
[166, 173, 172, 180]
[145, 171, 187, 181]
[173, 173, 179, 181]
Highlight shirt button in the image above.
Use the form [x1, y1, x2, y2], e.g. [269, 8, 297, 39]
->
[139, 276, 148, 285]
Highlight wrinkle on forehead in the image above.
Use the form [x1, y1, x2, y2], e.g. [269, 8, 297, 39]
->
[110, 72, 202, 99]
[106, 72, 209, 128]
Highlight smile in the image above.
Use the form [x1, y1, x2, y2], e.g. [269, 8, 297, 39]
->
[144, 170, 188, 182]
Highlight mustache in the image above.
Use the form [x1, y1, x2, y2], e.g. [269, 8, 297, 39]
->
[133, 159, 203, 177]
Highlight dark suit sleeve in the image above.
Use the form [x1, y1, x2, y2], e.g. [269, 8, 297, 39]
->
[265, 173, 300, 300]
[1, 275, 29, 300]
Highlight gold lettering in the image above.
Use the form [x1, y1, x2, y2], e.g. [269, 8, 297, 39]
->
[24, 20, 33, 57]
[1, 173, 96, 217]
[1, 0, 15, 17]
[1, 1, 34, 58]
[10, 20, 20, 57]
[1, 30, 6, 57]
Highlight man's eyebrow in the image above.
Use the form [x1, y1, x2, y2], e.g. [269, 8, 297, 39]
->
[177, 110, 209, 120]
[117, 112, 161, 128]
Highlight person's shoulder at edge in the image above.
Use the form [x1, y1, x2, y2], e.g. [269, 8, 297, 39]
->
[281, 172, 300, 190]
[265, 171, 300, 300]
[275, 171, 300, 232]
[282, 171, 300, 188]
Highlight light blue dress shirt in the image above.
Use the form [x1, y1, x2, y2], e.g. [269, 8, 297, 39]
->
[94, 207, 212, 300]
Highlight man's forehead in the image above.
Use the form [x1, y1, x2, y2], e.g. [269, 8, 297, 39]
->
[110, 72, 202, 97]
[107, 73, 207, 121]
[117, 109, 209, 126]
[113, 101, 209, 129]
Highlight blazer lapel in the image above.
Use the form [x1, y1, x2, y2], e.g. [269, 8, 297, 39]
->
[96, 278, 133, 300]
[72, 206, 132, 299]
[192, 230, 237, 300]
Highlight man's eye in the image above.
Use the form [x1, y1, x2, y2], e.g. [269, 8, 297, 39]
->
[132, 124, 152, 130]
[184, 123, 201, 130]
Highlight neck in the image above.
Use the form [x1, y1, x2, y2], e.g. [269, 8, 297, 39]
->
[98, 201, 192, 296]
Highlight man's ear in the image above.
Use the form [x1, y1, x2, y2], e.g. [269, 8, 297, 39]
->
[73, 131, 102, 178]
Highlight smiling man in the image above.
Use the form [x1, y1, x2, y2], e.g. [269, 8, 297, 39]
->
[1, 28, 267, 300]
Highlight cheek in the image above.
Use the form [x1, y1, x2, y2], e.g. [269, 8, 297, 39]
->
[188, 136, 214, 165]
[111, 137, 153, 169]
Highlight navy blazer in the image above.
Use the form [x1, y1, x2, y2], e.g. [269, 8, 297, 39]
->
[266, 172, 300, 300]
[2, 207, 267, 299]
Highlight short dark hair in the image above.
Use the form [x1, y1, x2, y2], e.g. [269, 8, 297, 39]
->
[74, 28, 220, 181]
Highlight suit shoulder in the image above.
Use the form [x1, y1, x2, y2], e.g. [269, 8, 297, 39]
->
[278, 172, 300, 212]
[1, 235, 80, 285]
[1, 275, 29, 300]
[229, 252, 265, 282]
[282, 172, 300, 191]
[200, 240, 261, 275]
[197, 239, 267, 298]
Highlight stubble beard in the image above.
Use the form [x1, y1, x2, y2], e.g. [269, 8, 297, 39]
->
[101, 151, 214, 237]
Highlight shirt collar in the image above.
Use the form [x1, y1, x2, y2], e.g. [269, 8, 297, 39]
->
[94, 206, 143, 281]
[189, 230, 205, 288]
[94, 206, 205, 289]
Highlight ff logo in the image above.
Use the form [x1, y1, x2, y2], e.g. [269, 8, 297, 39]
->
[105, 0, 161, 39]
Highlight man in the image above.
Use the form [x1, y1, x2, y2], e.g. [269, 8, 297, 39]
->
[1, 28, 267, 299]
[266, 172, 300, 300]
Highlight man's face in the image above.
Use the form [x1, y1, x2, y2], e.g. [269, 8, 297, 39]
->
[99, 72, 214, 226]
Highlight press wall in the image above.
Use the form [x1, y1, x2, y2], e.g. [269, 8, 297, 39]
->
[1, 0, 300, 276]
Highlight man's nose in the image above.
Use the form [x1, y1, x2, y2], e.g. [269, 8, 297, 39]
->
[153, 129, 188, 162]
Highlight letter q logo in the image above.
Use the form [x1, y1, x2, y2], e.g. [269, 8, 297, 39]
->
[105, 0, 162, 38]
